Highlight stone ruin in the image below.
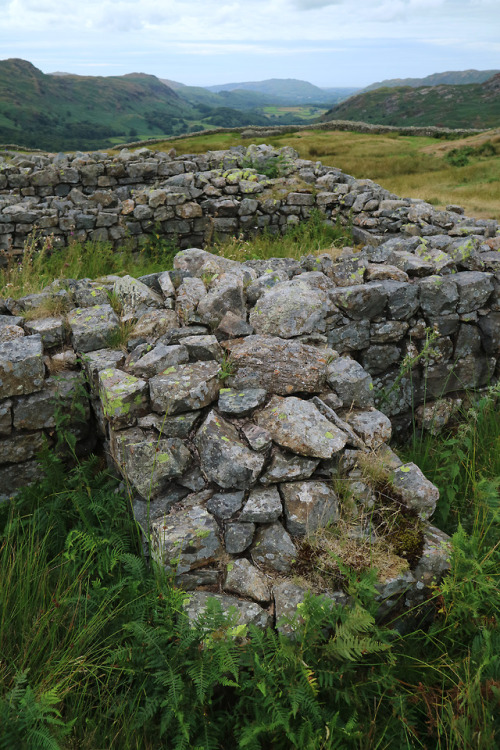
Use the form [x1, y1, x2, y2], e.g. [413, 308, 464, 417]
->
[1, 145, 500, 631]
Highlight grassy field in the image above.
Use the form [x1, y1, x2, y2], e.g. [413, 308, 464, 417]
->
[132, 128, 500, 220]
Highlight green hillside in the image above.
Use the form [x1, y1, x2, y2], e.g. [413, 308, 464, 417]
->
[0, 60, 322, 150]
[363, 68, 500, 92]
[322, 75, 500, 129]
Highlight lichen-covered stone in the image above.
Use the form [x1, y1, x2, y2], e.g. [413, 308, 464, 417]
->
[0, 400, 12, 436]
[207, 491, 245, 520]
[260, 448, 318, 485]
[150, 361, 221, 414]
[113, 274, 163, 314]
[224, 335, 329, 395]
[197, 273, 246, 327]
[251, 521, 297, 573]
[195, 411, 265, 489]
[127, 343, 189, 378]
[110, 427, 191, 499]
[280, 480, 339, 536]
[152, 505, 222, 574]
[67, 305, 120, 352]
[224, 522, 255, 553]
[24, 316, 65, 349]
[224, 558, 271, 602]
[137, 410, 201, 438]
[342, 408, 392, 449]
[129, 309, 178, 345]
[325, 356, 374, 408]
[178, 334, 223, 362]
[454, 271, 493, 313]
[392, 463, 439, 519]
[249, 279, 330, 338]
[239, 486, 282, 523]
[413, 525, 451, 586]
[99, 368, 149, 428]
[256, 395, 347, 459]
[218, 387, 267, 416]
[176, 277, 207, 325]
[0, 334, 45, 397]
[329, 283, 387, 320]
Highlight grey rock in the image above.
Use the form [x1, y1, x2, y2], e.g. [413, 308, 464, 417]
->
[224, 335, 329, 395]
[137, 410, 201, 438]
[24, 317, 65, 349]
[370, 321, 408, 344]
[256, 395, 347, 459]
[13, 372, 88, 431]
[224, 522, 256, 553]
[218, 387, 267, 416]
[150, 361, 221, 414]
[0, 334, 45, 397]
[413, 525, 451, 586]
[0, 459, 42, 500]
[251, 521, 298, 573]
[250, 279, 330, 338]
[239, 486, 282, 523]
[67, 305, 120, 352]
[454, 272, 493, 313]
[0, 431, 45, 464]
[179, 334, 223, 361]
[325, 357, 374, 408]
[260, 448, 319, 485]
[240, 423, 273, 452]
[281, 480, 339, 536]
[419, 276, 458, 317]
[99, 368, 149, 428]
[478, 313, 500, 355]
[110, 427, 191, 499]
[216, 311, 254, 339]
[342, 408, 392, 449]
[113, 274, 163, 314]
[195, 411, 265, 489]
[127, 343, 189, 378]
[392, 463, 439, 519]
[207, 491, 245, 520]
[0, 400, 12, 436]
[81, 348, 125, 389]
[327, 320, 370, 351]
[224, 558, 271, 603]
[129, 309, 178, 345]
[175, 569, 220, 591]
[197, 273, 246, 327]
[329, 283, 386, 321]
[176, 277, 207, 325]
[361, 344, 401, 375]
[179, 465, 207, 492]
[152, 505, 222, 574]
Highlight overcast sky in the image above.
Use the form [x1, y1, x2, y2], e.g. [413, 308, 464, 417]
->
[1, 0, 499, 87]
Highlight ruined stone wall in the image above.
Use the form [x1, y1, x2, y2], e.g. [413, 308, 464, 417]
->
[1, 144, 499, 628]
[1, 144, 497, 261]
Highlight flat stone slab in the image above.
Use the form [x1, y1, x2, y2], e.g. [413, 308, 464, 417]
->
[260, 448, 319, 484]
[195, 411, 265, 489]
[152, 505, 222, 575]
[256, 395, 348, 459]
[110, 427, 191, 499]
[137, 410, 201, 438]
[184, 592, 272, 630]
[67, 305, 120, 352]
[249, 279, 330, 338]
[150, 361, 221, 414]
[218, 387, 267, 416]
[127, 343, 189, 378]
[0, 334, 45, 397]
[239, 486, 282, 523]
[224, 558, 271, 603]
[280, 480, 340, 536]
[391, 462, 439, 520]
[251, 521, 297, 573]
[24, 316, 65, 349]
[224, 335, 329, 395]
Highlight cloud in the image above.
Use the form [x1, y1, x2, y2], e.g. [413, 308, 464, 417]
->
[292, 0, 344, 9]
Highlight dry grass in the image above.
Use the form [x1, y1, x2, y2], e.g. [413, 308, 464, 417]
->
[150, 128, 500, 220]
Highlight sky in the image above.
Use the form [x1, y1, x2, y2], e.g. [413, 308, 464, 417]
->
[1, 0, 499, 88]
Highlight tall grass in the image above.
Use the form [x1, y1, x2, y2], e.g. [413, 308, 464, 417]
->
[1, 384, 498, 748]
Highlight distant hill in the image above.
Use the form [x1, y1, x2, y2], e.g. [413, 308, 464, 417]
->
[205, 78, 336, 104]
[363, 69, 500, 92]
[0, 59, 317, 150]
[0, 58, 197, 149]
[321, 75, 500, 129]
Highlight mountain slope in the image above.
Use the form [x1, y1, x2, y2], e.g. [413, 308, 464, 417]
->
[0, 58, 197, 149]
[363, 69, 500, 92]
[321, 75, 500, 129]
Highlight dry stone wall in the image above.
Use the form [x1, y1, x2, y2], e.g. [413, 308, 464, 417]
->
[1, 144, 499, 629]
[1, 143, 498, 261]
